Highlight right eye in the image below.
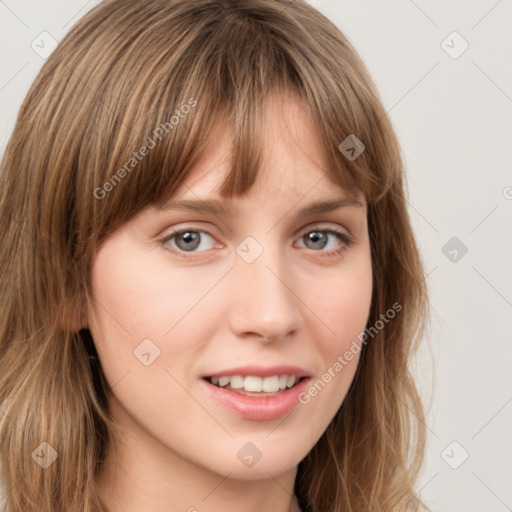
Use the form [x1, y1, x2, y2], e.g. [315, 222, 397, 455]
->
[160, 228, 219, 256]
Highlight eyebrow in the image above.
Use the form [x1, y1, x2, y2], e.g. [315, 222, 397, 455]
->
[158, 197, 364, 217]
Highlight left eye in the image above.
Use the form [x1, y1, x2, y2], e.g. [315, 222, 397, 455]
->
[295, 229, 351, 252]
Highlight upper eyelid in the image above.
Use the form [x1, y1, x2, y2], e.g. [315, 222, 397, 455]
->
[162, 222, 351, 239]
[161, 223, 353, 249]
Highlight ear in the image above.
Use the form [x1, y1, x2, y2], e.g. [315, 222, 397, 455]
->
[76, 313, 88, 331]
[60, 309, 88, 333]
[59, 294, 89, 333]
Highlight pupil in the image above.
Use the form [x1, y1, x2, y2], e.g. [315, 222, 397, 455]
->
[306, 231, 327, 250]
[176, 231, 200, 251]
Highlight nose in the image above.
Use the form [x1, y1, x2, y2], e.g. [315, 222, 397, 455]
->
[226, 242, 303, 343]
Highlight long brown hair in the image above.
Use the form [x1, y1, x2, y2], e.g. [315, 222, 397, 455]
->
[0, 1, 430, 511]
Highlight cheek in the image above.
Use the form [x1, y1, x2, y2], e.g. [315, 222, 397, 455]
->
[87, 242, 215, 423]
[295, 256, 372, 425]
[87, 238, 232, 392]
[313, 254, 373, 346]
[89, 240, 216, 343]
[304, 252, 372, 406]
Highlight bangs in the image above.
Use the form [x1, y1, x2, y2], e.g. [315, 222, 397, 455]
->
[59, 0, 398, 245]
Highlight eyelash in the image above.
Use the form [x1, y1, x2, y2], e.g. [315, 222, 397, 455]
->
[159, 225, 354, 260]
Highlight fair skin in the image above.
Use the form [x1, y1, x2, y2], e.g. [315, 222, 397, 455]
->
[87, 92, 373, 512]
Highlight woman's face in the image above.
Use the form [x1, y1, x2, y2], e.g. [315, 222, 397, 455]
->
[87, 93, 373, 481]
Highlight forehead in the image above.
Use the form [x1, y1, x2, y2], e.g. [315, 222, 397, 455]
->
[167, 91, 357, 202]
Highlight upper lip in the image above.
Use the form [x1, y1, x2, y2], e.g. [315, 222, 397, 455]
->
[203, 365, 312, 379]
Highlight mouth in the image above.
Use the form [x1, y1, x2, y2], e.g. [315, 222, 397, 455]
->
[200, 371, 312, 421]
[199, 363, 313, 420]
[202, 374, 308, 397]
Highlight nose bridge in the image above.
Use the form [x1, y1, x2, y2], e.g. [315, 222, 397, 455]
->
[227, 237, 302, 341]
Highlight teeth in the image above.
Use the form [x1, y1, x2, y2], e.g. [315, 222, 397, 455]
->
[209, 374, 300, 393]
[262, 375, 280, 392]
[287, 375, 296, 388]
[218, 376, 230, 387]
[229, 375, 244, 389]
[244, 376, 263, 392]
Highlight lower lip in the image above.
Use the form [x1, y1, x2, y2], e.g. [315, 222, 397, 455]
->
[200, 377, 311, 421]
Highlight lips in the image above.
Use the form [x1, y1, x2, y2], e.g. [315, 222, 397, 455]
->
[200, 365, 312, 420]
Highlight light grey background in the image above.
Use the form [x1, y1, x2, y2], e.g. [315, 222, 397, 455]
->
[1, 1, 511, 511]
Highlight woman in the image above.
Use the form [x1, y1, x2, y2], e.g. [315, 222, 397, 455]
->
[0, 1, 430, 511]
